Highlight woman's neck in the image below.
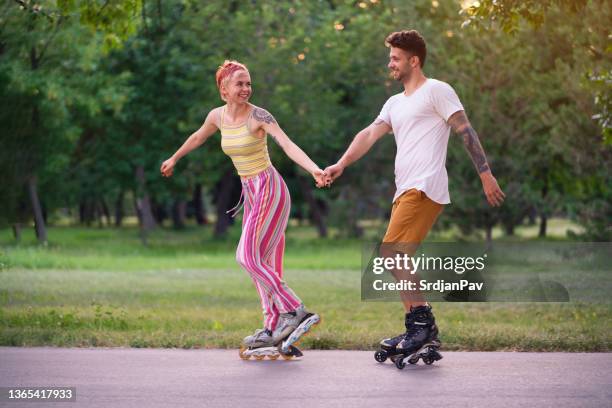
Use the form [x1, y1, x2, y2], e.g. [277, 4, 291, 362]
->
[225, 101, 250, 122]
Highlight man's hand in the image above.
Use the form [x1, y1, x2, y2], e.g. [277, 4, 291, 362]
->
[480, 171, 505, 207]
[312, 168, 330, 188]
[324, 163, 344, 183]
[160, 157, 177, 177]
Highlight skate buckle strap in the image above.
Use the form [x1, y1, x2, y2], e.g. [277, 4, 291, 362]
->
[281, 314, 320, 353]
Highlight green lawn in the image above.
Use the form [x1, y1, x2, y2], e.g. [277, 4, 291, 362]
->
[0, 220, 609, 351]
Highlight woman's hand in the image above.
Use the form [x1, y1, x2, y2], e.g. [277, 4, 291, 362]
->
[160, 157, 177, 177]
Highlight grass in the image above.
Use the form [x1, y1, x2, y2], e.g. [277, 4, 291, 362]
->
[0, 219, 610, 351]
[0, 218, 585, 271]
[0, 223, 363, 271]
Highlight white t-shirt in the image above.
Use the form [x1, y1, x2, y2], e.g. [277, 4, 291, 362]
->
[377, 78, 464, 204]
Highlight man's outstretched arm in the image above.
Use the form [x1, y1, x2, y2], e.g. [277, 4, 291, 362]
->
[447, 110, 505, 207]
[325, 119, 391, 182]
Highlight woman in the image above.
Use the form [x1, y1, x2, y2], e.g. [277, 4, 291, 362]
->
[160, 60, 323, 358]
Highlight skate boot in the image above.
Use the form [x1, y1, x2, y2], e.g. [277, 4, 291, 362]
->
[239, 328, 303, 361]
[373, 313, 411, 363]
[393, 305, 442, 369]
[274, 304, 320, 354]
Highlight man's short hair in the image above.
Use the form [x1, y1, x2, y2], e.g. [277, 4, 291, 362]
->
[385, 30, 427, 68]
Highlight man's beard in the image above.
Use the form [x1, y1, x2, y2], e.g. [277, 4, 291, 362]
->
[392, 68, 411, 82]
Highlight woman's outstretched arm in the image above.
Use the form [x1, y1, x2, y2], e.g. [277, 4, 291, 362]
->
[161, 109, 219, 177]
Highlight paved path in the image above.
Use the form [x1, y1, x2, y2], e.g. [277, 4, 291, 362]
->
[1, 348, 610, 407]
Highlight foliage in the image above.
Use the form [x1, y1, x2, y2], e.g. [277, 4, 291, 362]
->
[0, 0, 609, 241]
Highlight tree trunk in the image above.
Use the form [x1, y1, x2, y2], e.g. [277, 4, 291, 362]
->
[42, 203, 47, 224]
[12, 223, 22, 243]
[134, 166, 156, 246]
[79, 200, 95, 226]
[294, 206, 304, 226]
[539, 214, 547, 238]
[485, 224, 493, 245]
[172, 198, 186, 229]
[527, 206, 537, 225]
[87, 201, 95, 226]
[134, 165, 156, 231]
[504, 223, 515, 236]
[132, 194, 148, 246]
[193, 183, 208, 225]
[28, 175, 47, 244]
[114, 190, 124, 227]
[539, 183, 548, 238]
[95, 201, 104, 228]
[79, 202, 86, 224]
[100, 198, 111, 226]
[297, 175, 328, 238]
[214, 169, 237, 237]
[26, 81, 47, 243]
[150, 199, 167, 225]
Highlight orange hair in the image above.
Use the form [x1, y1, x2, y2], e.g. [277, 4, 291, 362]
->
[215, 60, 249, 100]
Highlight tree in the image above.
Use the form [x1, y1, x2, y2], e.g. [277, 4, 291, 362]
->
[0, 0, 141, 243]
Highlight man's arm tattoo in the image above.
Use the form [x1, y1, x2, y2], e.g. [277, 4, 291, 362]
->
[448, 111, 490, 174]
[253, 107, 277, 125]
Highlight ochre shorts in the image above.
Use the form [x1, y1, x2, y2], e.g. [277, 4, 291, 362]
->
[382, 189, 444, 244]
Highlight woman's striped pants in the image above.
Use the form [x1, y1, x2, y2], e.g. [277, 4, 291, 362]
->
[235, 166, 302, 331]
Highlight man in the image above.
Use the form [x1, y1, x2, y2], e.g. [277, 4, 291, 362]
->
[324, 30, 505, 360]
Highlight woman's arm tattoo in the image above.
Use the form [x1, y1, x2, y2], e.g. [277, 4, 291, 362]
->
[253, 107, 277, 125]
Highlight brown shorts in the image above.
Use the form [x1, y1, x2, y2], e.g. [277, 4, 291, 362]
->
[382, 189, 444, 244]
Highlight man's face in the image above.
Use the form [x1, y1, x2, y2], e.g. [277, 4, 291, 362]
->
[387, 47, 416, 82]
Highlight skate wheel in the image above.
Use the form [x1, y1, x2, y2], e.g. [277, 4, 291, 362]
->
[281, 353, 293, 360]
[408, 357, 418, 365]
[423, 357, 433, 365]
[255, 355, 265, 361]
[430, 349, 443, 361]
[268, 355, 279, 361]
[374, 350, 387, 363]
[238, 346, 251, 360]
[395, 357, 406, 370]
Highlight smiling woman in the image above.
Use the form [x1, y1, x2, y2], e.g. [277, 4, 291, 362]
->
[159, 59, 329, 360]
[215, 60, 250, 102]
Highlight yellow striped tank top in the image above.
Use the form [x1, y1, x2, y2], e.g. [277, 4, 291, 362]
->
[220, 106, 272, 177]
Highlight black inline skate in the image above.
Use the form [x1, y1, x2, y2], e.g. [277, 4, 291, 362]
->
[374, 305, 442, 369]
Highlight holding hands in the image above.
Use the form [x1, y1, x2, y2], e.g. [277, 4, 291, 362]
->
[323, 163, 344, 183]
[312, 168, 328, 188]
[312, 161, 344, 188]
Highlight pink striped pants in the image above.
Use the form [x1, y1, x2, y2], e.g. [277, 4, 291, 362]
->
[235, 166, 301, 331]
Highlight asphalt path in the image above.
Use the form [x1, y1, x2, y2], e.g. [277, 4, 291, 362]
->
[1, 348, 610, 407]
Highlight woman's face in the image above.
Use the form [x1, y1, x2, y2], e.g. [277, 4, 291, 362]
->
[223, 70, 252, 103]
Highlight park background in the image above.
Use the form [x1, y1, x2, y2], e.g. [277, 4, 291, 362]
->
[0, 0, 610, 351]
